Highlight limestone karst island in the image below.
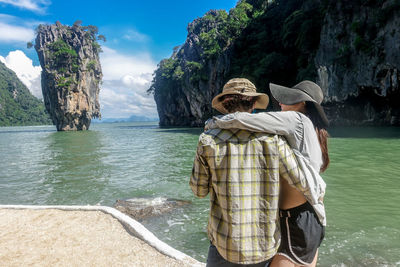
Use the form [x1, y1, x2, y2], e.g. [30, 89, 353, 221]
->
[34, 22, 103, 131]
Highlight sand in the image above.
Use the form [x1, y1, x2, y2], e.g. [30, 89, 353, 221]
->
[0, 208, 199, 267]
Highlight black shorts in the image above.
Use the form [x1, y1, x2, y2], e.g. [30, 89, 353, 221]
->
[277, 201, 325, 265]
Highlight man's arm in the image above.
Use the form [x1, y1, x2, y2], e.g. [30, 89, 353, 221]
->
[190, 143, 211, 198]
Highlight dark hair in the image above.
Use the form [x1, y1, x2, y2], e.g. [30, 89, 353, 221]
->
[220, 94, 258, 113]
[305, 102, 330, 173]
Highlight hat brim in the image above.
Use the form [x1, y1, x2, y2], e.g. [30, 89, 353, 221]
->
[270, 83, 317, 105]
[313, 102, 330, 127]
[212, 91, 269, 114]
[270, 83, 329, 127]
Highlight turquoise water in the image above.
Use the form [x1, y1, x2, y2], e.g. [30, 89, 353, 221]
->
[0, 123, 399, 266]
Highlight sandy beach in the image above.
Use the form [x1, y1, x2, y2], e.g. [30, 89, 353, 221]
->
[0, 208, 202, 267]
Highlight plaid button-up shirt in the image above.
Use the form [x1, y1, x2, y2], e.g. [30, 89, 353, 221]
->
[190, 128, 307, 264]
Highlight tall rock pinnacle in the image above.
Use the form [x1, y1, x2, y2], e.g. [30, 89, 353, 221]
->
[34, 22, 103, 131]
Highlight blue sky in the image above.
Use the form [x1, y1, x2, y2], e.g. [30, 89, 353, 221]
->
[0, 0, 237, 118]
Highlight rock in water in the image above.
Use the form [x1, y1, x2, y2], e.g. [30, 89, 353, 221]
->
[114, 197, 191, 221]
[34, 22, 103, 131]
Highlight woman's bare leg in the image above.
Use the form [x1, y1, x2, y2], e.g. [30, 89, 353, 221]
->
[309, 250, 318, 267]
[270, 250, 319, 267]
[270, 255, 296, 267]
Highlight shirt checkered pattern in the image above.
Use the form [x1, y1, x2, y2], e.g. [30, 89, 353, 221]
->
[190, 128, 307, 264]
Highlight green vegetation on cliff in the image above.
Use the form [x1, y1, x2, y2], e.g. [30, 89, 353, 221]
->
[36, 22, 104, 93]
[153, 0, 327, 92]
[229, 0, 326, 87]
[0, 61, 51, 126]
[149, 1, 258, 96]
[149, 0, 329, 126]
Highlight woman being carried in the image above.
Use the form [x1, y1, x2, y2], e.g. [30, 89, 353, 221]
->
[206, 80, 329, 267]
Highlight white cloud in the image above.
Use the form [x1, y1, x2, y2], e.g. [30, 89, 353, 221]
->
[100, 46, 156, 80]
[0, 13, 45, 44]
[122, 74, 148, 87]
[0, 22, 34, 43]
[0, 13, 16, 21]
[100, 80, 158, 119]
[122, 29, 149, 43]
[0, 0, 50, 13]
[0, 50, 42, 98]
[99, 46, 158, 118]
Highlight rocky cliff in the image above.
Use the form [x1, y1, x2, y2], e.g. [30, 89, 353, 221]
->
[35, 22, 103, 131]
[149, 10, 235, 126]
[316, 0, 400, 125]
[150, 0, 400, 126]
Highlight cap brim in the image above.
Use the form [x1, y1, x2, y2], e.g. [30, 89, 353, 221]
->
[270, 83, 316, 105]
[212, 91, 269, 114]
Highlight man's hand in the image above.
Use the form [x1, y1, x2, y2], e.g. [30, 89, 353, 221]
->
[204, 118, 215, 131]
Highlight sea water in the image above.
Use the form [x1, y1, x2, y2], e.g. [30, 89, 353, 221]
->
[0, 122, 399, 266]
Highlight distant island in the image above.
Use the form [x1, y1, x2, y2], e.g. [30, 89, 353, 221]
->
[93, 115, 159, 123]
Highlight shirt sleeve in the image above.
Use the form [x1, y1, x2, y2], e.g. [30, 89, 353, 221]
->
[206, 111, 302, 149]
[190, 142, 211, 198]
[277, 138, 311, 197]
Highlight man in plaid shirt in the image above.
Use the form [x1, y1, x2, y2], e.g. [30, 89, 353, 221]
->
[190, 78, 307, 266]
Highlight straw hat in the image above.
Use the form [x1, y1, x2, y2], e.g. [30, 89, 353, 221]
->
[212, 78, 269, 114]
